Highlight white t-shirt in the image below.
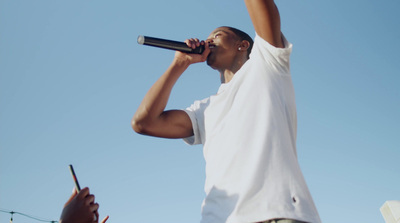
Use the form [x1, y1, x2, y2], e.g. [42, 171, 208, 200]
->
[184, 34, 321, 223]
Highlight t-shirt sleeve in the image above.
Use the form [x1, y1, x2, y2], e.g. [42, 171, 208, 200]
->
[182, 107, 200, 145]
[182, 98, 209, 145]
[250, 33, 292, 73]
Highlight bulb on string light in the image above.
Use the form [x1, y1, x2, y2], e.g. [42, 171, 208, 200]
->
[10, 211, 14, 223]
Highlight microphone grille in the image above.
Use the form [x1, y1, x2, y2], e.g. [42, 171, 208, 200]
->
[137, 35, 145, 45]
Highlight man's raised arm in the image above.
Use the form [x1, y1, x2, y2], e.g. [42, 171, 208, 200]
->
[245, 0, 284, 48]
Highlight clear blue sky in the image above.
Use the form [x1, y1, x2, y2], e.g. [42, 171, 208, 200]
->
[1, 0, 399, 222]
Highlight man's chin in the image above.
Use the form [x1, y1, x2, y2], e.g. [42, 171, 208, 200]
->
[206, 55, 217, 70]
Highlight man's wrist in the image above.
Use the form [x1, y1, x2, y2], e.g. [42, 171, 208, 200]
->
[172, 57, 191, 69]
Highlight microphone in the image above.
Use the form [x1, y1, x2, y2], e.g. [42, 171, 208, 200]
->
[137, 35, 205, 54]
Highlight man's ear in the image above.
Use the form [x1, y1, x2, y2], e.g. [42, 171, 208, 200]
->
[239, 40, 250, 51]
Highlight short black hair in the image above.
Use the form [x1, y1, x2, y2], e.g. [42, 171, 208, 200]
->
[224, 26, 254, 58]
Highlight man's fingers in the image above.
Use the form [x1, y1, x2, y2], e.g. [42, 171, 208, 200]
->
[85, 194, 95, 205]
[93, 210, 99, 223]
[78, 187, 90, 199]
[90, 202, 100, 212]
[194, 38, 200, 47]
[184, 39, 191, 47]
[186, 38, 202, 49]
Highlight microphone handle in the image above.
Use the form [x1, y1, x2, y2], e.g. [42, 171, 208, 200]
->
[137, 35, 204, 54]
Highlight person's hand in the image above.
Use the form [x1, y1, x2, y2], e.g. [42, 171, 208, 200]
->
[174, 38, 210, 65]
[60, 187, 104, 223]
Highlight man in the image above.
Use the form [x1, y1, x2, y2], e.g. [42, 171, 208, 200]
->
[132, 0, 321, 222]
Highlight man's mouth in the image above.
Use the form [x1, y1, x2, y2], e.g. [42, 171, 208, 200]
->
[209, 44, 216, 49]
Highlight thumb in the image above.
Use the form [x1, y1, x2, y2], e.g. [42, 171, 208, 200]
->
[63, 188, 78, 207]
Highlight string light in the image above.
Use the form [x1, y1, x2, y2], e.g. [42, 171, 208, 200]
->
[0, 209, 57, 223]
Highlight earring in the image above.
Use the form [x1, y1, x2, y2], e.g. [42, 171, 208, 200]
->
[238, 47, 242, 51]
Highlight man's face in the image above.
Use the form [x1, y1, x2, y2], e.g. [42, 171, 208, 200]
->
[206, 27, 240, 70]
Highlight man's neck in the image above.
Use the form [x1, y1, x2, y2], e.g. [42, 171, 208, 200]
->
[218, 58, 248, 83]
[220, 70, 235, 83]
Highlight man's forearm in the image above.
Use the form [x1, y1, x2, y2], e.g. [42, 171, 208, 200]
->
[132, 59, 189, 132]
[245, 0, 283, 48]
